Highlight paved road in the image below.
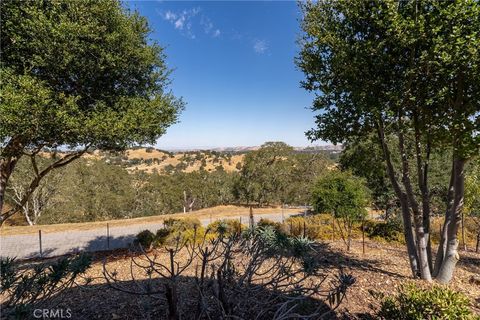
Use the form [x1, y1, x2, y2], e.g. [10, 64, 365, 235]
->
[0, 212, 300, 259]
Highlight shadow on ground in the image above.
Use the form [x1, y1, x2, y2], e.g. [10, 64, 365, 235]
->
[311, 242, 407, 279]
[2, 275, 339, 320]
[20, 234, 136, 260]
[458, 253, 480, 274]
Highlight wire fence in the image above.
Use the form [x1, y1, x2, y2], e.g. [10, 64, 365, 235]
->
[1, 210, 299, 260]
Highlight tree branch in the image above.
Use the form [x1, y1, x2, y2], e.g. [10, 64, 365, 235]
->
[0, 145, 90, 225]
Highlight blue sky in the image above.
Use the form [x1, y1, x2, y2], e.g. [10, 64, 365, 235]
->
[127, 1, 322, 149]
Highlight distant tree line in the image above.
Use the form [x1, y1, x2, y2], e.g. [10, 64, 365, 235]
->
[5, 142, 333, 225]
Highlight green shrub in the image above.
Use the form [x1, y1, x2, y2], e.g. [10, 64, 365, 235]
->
[207, 219, 243, 236]
[134, 230, 156, 250]
[257, 218, 285, 233]
[155, 228, 171, 246]
[365, 219, 403, 242]
[376, 284, 478, 320]
[1, 254, 92, 318]
[164, 217, 201, 232]
[163, 218, 206, 244]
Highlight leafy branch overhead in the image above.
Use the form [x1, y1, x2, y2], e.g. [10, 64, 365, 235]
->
[0, 0, 184, 223]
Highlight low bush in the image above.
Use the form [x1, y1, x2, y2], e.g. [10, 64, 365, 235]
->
[285, 214, 351, 240]
[164, 217, 201, 232]
[1, 254, 92, 318]
[257, 218, 285, 233]
[134, 230, 156, 250]
[207, 219, 243, 236]
[365, 219, 403, 243]
[375, 284, 478, 320]
[163, 217, 208, 244]
[155, 228, 171, 246]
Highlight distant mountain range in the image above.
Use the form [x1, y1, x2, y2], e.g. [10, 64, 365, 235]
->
[163, 145, 343, 153]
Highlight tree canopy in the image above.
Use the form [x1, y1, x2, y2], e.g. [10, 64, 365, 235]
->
[297, 0, 479, 283]
[0, 0, 184, 222]
[312, 171, 369, 219]
[311, 170, 370, 251]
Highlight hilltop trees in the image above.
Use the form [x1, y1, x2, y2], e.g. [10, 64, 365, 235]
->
[0, 0, 183, 224]
[4, 142, 334, 225]
[297, 0, 479, 282]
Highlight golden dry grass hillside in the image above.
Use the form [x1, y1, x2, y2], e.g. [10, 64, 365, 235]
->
[40, 148, 245, 174]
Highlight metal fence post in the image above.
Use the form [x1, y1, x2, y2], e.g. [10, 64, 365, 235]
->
[38, 230, 43, 258]
[107, 223, 110, 250]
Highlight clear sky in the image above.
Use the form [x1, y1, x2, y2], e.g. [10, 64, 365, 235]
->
[126, 1, 323, 149]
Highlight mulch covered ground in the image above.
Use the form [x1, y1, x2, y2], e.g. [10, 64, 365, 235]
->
[5, 239, 480, 319]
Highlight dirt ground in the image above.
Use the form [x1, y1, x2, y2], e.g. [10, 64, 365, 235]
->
[327, 240, 480, 317]
[17, 239, 478, 319]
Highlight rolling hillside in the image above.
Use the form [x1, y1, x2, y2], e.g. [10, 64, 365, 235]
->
[39, 145, 341, 175]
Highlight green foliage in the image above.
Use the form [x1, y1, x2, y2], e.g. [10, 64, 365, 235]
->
[465, 160, 480, 220]
[236, 142, 294, 205]
[0, 0, 183, 225]
[155, 228, 171, 246]
[235, 142, 331, 205]
[364, 219, 404, 243]
[0, 0, 183, 150]
[297, 0, 479, 157]
[138, 170, 239, 216]
[376, 284, 478, 320]
[38, 159, 136, 223]
[312, 171, 369, 221]
[207, 219, 243, 237]
[340, 135, 396, 213]
[164, 217, 201, 231]
[257, 218, 285, 233]
[163, 218, 206, 244]
[135, 221, 207, 250]
[14, 159, 240, 224]
[5, 156, 62, 225]
[134, 230, 156, 250]
[246, 225, 317, 273]
[1, 254, 92, 318]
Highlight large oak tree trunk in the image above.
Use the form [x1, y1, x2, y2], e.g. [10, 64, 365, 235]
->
[0, 157, 20, 222]
[398, 131, 432, 281]
[433, 168, 455, 277]
[1, 138, 24, 220]
[376, 121, 419, 276]
[436, 157, 466, 284]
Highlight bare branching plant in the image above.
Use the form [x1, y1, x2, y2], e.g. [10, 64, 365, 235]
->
[103, 225, 355, 319]
[0, 254, 92, 318]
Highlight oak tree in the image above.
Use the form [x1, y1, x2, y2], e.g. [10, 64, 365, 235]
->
[297, 0, 479, 282]
[0, 0, 184, 223]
